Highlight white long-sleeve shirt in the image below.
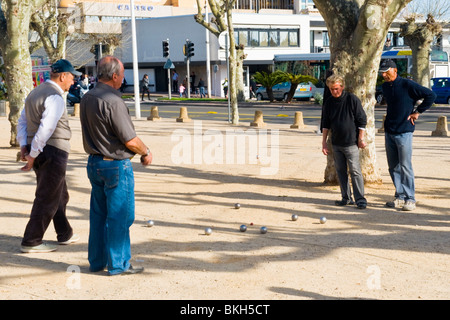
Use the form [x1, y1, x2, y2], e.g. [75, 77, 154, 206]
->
[17, 80, 66, 158]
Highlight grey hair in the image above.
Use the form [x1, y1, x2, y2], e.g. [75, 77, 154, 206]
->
[326, 74, 345, 88]
[97, 56, 122, 81]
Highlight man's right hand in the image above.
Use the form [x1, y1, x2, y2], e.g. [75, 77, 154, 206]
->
[140, 152, 152, 166]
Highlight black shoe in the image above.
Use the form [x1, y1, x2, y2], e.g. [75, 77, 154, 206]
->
[357, 202, 367, 209]
[335, 199, 354, 206]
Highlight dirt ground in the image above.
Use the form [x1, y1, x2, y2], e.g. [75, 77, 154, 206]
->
[0, 113, 449, 301]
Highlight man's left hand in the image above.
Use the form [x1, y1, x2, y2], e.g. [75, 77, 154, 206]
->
[407, 112, 419, 125]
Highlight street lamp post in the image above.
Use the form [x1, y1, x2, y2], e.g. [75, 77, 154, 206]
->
[130, 0, 141, 119]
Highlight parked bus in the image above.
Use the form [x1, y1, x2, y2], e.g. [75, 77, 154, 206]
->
[274, 47, 449, 83]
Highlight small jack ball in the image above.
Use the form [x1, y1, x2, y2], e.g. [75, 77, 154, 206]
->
[204, 227, 212, 235]
[320, 217, 327, 224]
[235, 203, 241, 209]
[291, 214, 298, 221]
[240, 224, 247, 232]
[260, 226, 267, 234]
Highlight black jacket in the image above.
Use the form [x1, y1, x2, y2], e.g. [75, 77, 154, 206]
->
[382, 76, 436, 134]
[322, 91, 367, 147]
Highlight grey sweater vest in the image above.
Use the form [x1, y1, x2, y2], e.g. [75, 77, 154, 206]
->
[25, 82, 71, 153]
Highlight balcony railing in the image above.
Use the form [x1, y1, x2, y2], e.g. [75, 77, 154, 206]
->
[234, 0, 294, 11]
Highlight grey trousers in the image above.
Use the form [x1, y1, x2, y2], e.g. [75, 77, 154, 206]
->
[332, 144, 367, 205]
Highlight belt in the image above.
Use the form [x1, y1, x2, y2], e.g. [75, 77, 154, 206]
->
[91, 154, 134, 161]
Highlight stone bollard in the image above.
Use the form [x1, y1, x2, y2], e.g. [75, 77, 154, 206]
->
[147, 106, 161, 121]
[290, 111, 305, 129]
[378, 114, 386, 133]
[431, 116, 449, 137]
[250, 110, 266, 127]
[72, 103, 80, 117]
[0, 100, 9, 117]
[176, 107, 191, 122]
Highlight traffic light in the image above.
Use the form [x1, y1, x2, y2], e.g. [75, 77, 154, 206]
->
[185, 40, 194, 58]
[162, 39, 169, 58]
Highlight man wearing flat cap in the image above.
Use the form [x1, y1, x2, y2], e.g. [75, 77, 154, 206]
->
[379, 59, 436, 211]
[17, 59, 81, 253]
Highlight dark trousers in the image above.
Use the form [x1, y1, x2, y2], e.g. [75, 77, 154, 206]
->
[332, 144, 367, 205]
[21, 145, 73, 246]
[141, 87, 150, 100]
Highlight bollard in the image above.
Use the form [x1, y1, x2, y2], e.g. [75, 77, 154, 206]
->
[290, 111, 305, 129]
[147, 106, 161, 121]
[250, 110, 266, 127]
[72, 103, 80, 117]
[378, 114, 386, 133]
[0, 100, 9, 117]
[176, 107, 191, 122]
[431, 116, 448, 137]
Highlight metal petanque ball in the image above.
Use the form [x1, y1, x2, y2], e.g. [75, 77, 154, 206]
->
[204, 227, 212, 235]
[319, 217, 327, 224]
[291, 214, 298, 221]
[240, 224, 247, 232]
[260, 226, 268, 234]
[146, 220, 154, 227]
[235, 203, 241, 209]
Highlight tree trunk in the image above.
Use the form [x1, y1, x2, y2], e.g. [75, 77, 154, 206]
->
[236, 46, 246, 102]
[314, 0, 410, 184]
[0, 1, 46, 146]
[400, 15, 442, 87]
[226, 6, 239, 124]
[194, 0, 242, 124]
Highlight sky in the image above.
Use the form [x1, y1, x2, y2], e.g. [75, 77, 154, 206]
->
[405, 0, 450, 20]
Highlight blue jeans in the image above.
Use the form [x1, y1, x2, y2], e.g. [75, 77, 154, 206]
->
[87, 155, 135, 275]
[332, 144, 366, 205]
[385, 132, 415, 202]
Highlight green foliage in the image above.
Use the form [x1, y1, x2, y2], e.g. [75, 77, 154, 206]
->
[280, 72, 318, 86]
[253, 70, 285, 88]
[313, 92, 323, 105]
[253, 70, 285, 102]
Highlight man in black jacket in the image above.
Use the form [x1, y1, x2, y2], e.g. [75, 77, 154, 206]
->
[380, 59, 436, 211]
[322, 74, 368, 209]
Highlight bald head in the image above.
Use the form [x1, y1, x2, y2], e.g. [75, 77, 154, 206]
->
[97, 56, 124, 89]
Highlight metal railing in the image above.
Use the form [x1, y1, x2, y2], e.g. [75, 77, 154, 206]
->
[234, 0, 294, 11]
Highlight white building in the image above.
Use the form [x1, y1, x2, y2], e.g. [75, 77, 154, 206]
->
[121, 12, 311, 96]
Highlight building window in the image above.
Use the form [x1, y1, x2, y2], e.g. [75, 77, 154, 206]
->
[269, 31, 279, 47]
[323, 31, 329, 47]
[259, 31, 269, 47]
[289, 31, 298, 46]
[250, 30, 259, 46]
[238, 30, 249, 46]
[235, 28, 300, 48]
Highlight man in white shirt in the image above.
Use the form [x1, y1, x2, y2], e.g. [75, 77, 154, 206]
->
[17, 59, 81, 253]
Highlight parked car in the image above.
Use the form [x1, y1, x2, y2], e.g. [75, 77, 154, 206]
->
[431, 77, 450, 104]
[255, 81, 314, 101]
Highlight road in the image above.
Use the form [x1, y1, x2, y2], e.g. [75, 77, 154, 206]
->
[118, 98, 450, 132]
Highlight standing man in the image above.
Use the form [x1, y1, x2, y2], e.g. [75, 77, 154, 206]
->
[380, 59, 436, 211]
[198, 78, 206, 98]
[321, 74, 368, 209]
[172, 70, 179, 93]
[17, 59, 81, 253]
[80, 56, 152, 276]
